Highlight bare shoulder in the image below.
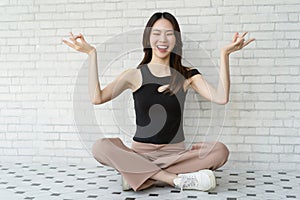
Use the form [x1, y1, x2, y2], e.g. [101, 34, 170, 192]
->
[122, 68, 141, 79]
[121, 67, 142, 91]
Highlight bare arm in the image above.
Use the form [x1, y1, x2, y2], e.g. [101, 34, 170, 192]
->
[62, 32, 133, 104]
[87, 49, 102, 104]
[189, 32, 255, 104]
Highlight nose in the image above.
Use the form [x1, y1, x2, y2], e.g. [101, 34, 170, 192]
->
[159, 33, 167, 42]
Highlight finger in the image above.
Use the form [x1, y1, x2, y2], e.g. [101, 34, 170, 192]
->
[62, 39, 76, 49]
[69, 35, 76, 42]
[232, 32, 238, 42]
[79, 33, 86, 43]
[69, 32, 76, 41]
[74, 34, 82, 40]
[69, 36, 81, 45]
[157, 84, 169, 92]
[74, 34, 85, 45]
[70, 32, 75, 39]
[69, 37, 80, 46]
[236, 36, 246, 46]
[69, 32, 80, 44]
[243, 38, 255, 48]
[241, 32, 248, 38]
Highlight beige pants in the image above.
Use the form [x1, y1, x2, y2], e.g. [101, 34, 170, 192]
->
[92, 138, 229, 191]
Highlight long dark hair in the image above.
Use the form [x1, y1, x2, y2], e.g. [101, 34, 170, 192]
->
[138, 12, 193, 95]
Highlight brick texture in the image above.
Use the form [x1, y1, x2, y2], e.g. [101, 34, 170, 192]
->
[0, 0, 299, 169]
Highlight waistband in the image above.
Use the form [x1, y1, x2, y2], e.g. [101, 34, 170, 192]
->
[131, 140, 186, 154]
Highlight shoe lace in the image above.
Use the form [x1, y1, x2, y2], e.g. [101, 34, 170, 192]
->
[179, 175, 197, 191]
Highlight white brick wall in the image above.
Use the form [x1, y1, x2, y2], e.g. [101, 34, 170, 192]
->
[1, 0, 300, 169]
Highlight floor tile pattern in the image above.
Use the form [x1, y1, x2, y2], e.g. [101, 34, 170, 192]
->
[0, 163, 299, 200]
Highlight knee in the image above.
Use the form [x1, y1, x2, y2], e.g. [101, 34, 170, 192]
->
[92, 138, 115, 158]
[215, 141, 230, 162]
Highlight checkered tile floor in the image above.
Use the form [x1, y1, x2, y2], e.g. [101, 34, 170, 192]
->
[0, 162, 299, 200]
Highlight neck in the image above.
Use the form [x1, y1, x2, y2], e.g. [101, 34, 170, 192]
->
[149, 56, 170, 68]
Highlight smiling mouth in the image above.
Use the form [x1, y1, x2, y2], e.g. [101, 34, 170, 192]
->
[157, 45, 168, 51]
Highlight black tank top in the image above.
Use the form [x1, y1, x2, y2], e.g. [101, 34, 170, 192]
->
[132, 64, 201, 144]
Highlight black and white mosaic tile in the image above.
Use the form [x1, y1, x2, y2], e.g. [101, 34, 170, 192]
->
[0, 163, 299, 200]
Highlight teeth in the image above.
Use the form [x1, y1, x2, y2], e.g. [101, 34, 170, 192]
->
[157, 45, 168, 49]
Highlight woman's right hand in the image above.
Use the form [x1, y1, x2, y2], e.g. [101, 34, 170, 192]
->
[62, 32, 95, 55]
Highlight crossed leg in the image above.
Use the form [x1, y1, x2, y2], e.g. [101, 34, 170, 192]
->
[92, 138, 229, 191]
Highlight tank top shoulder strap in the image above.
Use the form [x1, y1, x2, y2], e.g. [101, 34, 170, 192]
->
[139, 64, 155, 84]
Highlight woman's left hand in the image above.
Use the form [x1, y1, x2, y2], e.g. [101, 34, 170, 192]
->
[222, 32, 255, 55]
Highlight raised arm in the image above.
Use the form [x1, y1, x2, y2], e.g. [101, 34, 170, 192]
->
[189, 32, 255, 104]
[62, 32, 133, 105]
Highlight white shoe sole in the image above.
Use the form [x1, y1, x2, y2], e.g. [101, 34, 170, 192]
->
[202, 170, 216, 191]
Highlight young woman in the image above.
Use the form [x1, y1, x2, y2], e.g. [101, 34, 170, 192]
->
[63, 12, 255, 192]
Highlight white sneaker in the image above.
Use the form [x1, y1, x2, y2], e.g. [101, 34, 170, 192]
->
[173, 169, 216, 191]
[122, 176, 132, 191]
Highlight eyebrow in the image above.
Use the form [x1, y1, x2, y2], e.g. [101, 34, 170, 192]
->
[152, 29, 174, 32]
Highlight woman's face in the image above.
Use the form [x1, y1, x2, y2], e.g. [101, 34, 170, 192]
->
[149, 18, 176, 61]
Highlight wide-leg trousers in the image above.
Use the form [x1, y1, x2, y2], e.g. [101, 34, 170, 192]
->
[92, 138, 229, 191]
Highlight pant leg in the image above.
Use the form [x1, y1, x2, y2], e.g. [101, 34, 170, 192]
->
[92, 138, 160, 191]
[164, 141, 229, 174]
